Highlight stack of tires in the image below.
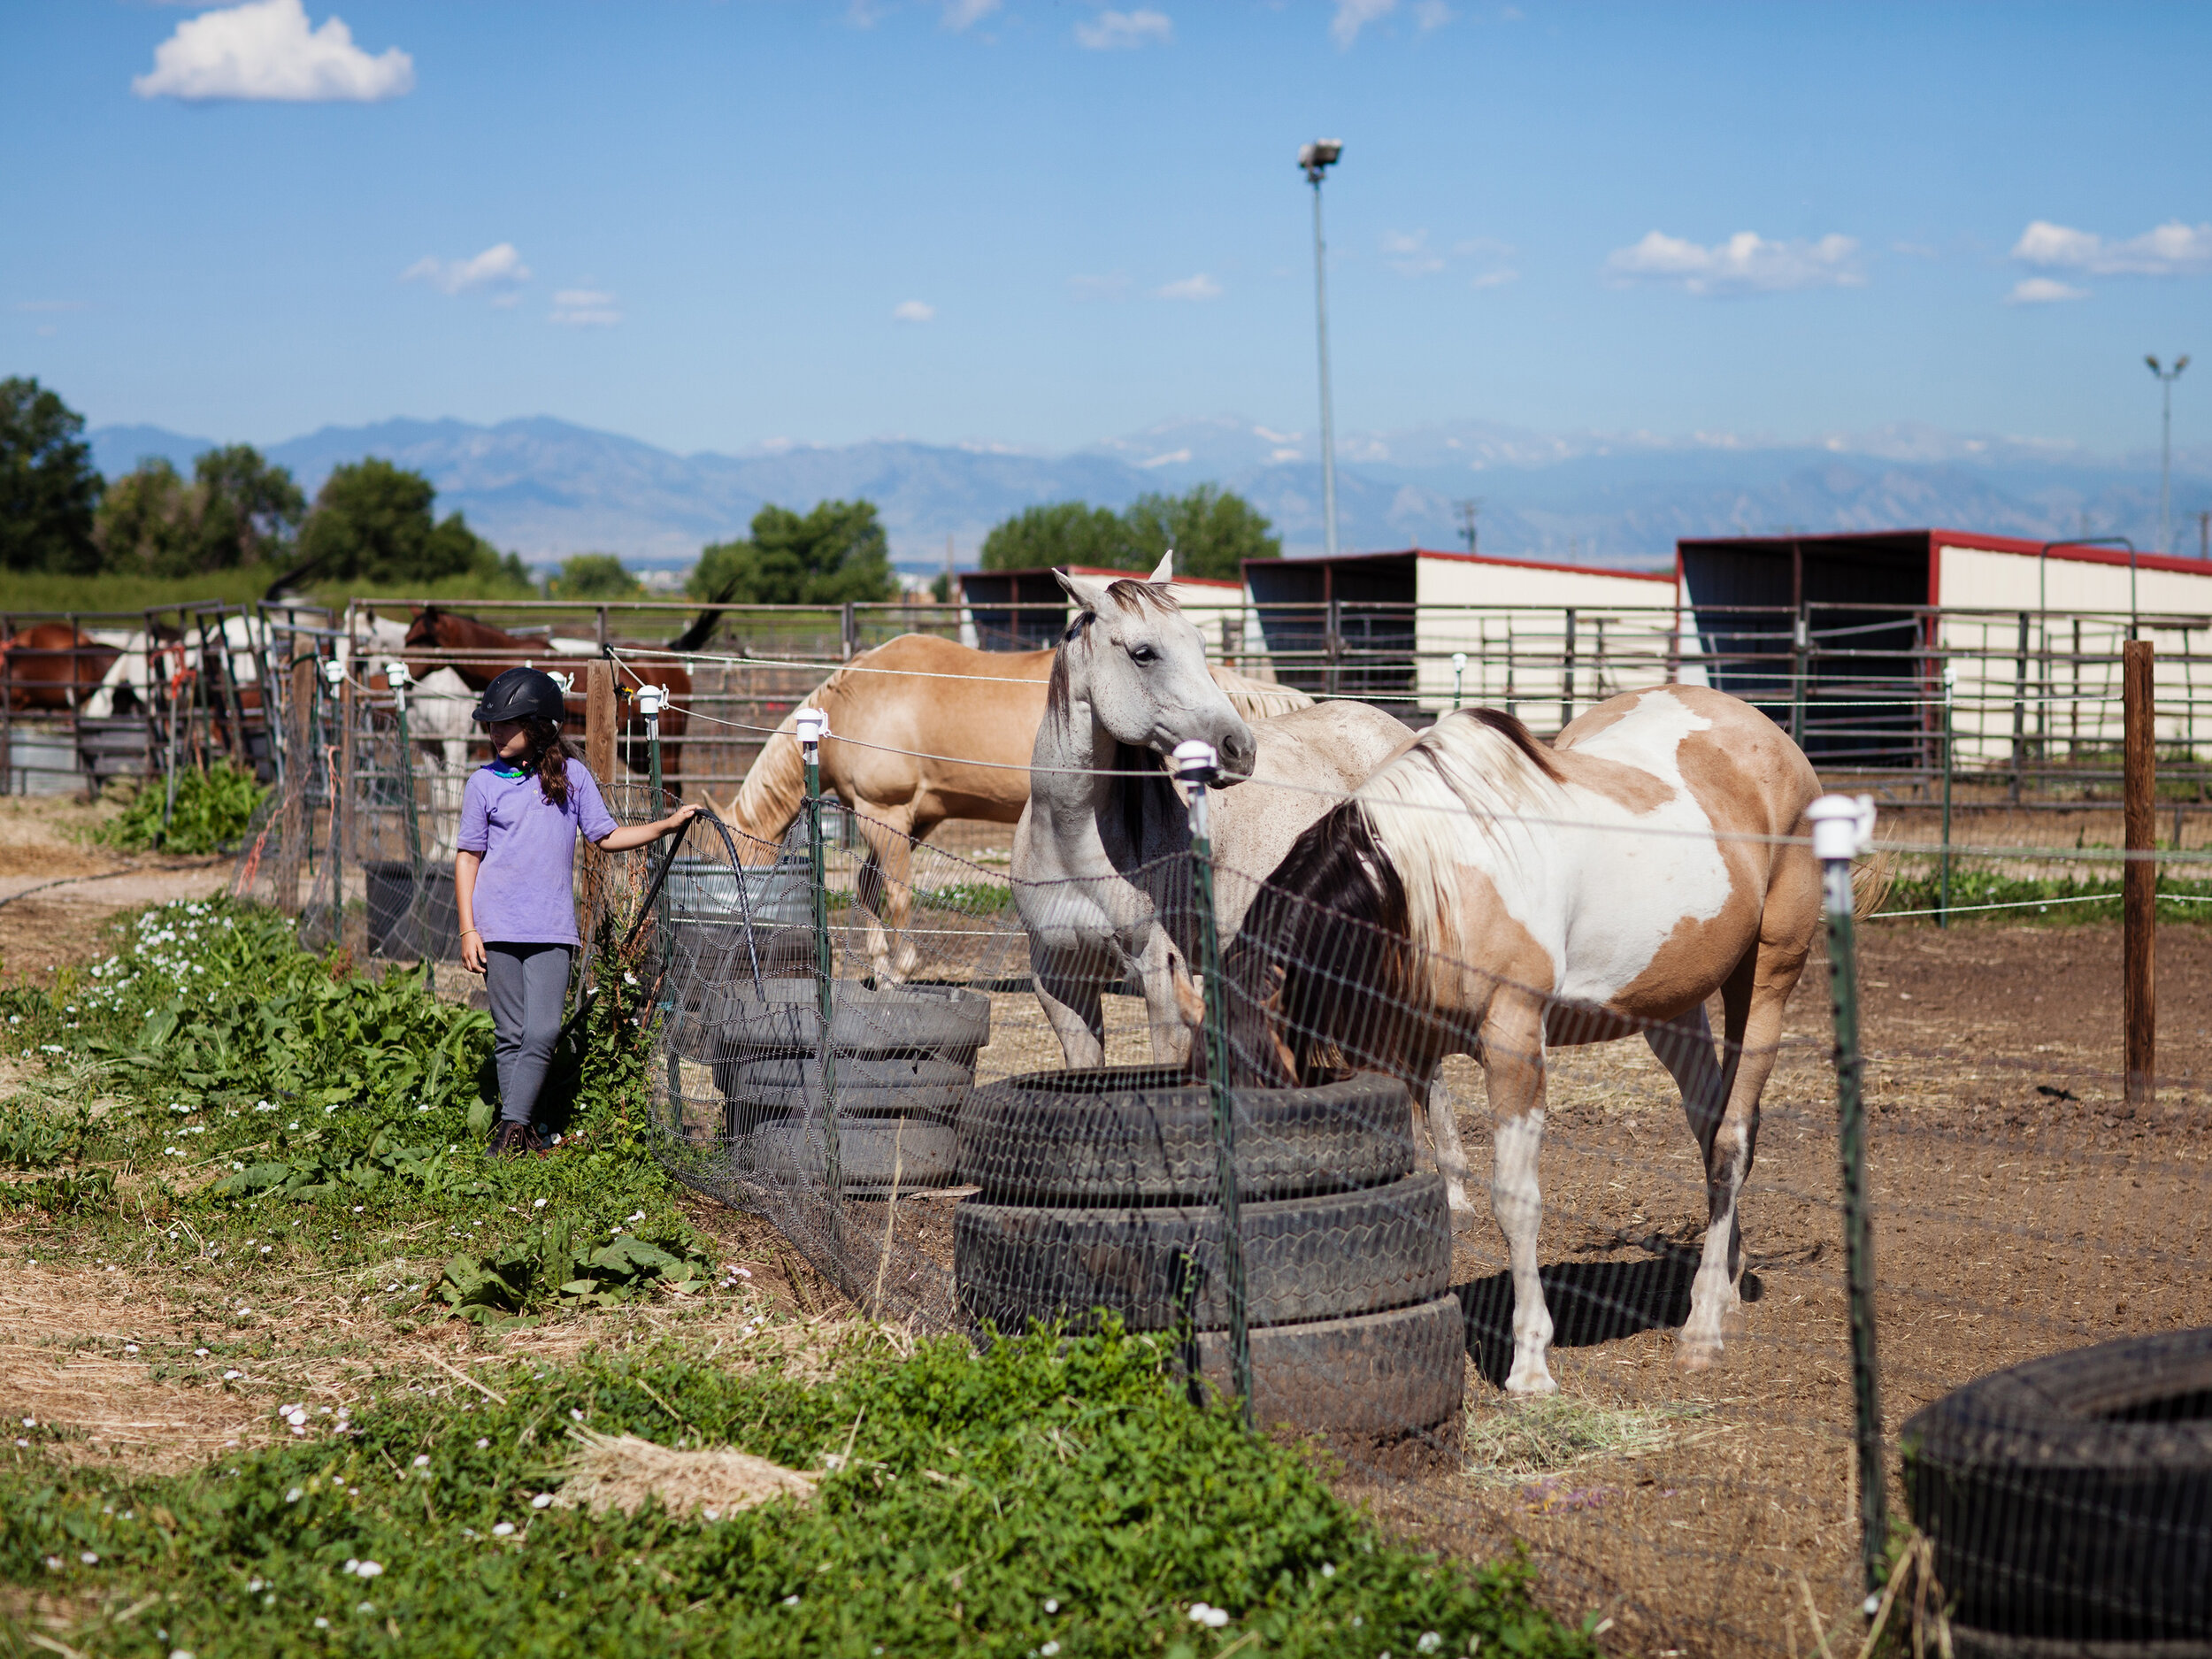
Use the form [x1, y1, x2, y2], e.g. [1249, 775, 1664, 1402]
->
[711, 979, 991, 1193]
[955, 1067, 1463, 1464]
[1904, 1327, 2212, 1654]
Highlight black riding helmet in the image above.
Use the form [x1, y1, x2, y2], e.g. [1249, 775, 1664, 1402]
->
[472, 665, 568, 726]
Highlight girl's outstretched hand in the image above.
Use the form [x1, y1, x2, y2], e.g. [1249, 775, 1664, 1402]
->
[663, 803, 705, 835]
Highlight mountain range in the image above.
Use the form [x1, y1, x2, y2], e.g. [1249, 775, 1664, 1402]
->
[88, 414, 2212, 576]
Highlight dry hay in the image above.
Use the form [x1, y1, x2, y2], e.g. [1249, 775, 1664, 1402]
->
[553, 1425, 818, 1518]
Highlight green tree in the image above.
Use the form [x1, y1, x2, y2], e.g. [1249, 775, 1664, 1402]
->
[1122, 483, 1279, 580]
[190, 443, 305, 569]
[979, 501, 1137, 571]
[687, 498, 895, 605]
[0, 377, 103, 573]
[547, 553, 641, 598]
[96, 445, 305, 577]
[296, 457, 511, 587]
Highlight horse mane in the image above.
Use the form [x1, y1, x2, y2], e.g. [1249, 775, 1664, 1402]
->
[665, 578, 739, 654]
[721, 705, 808, 861]
[1352, 705, 1566, 964]
[1215, 801, 1415, 1087]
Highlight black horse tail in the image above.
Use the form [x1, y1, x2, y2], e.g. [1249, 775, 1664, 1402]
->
[664, 578, 741, 655]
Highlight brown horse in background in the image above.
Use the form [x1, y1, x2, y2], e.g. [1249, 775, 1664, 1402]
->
[718, 631, 1315, 980]
[0, 626, 121, 712]
[402, 601, 726, 787]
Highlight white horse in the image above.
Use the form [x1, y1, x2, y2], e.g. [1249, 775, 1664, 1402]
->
[356, 613, 476, 858]
[1012, 569, 1409, 1068]
[1217, 689, 1830, 1394]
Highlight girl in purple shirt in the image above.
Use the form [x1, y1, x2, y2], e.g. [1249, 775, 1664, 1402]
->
[454, 668, 696, 1156]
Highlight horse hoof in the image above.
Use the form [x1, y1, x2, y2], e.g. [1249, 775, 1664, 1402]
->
[1674, 1337, 1723, 1373]
[1503, 1358, 1558, 1397]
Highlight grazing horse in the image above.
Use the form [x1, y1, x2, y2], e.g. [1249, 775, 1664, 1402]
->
[402, 601, 726, 786]
[1215, 687, 1832, 1394]
[720, 632, 1313, 983]
[0, 626, 121, 712]
[1014, 570, 1409, 1067]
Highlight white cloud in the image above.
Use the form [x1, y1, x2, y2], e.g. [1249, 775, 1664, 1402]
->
[2010, 219, 2212, 278]
[1076, 8, 1172, 49]
[1331, 0, 1394, 47]
[1382, 230, 1445, 277]
[1470, 268, 1517, 289]
[941, 0, 1001, 30]
[402, 243, 530, 296]
[1155, 273, 1222, 300]
[133, 0, 412, 103]
[1068, 273, 1130, 301]
[549, 288, 620, 326]
[2004, 277, 2089, 305]
[1605, 229, 1865, 296]
[892, 299, 935, 323]
[1413, 0, 1453, 27]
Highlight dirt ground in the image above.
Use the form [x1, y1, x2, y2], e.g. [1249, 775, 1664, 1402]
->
[0, 797, 229, 979]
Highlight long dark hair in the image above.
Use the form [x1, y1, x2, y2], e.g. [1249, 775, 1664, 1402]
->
[520, 717, 573, 809]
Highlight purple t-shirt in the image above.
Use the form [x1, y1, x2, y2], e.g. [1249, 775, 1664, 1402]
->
[456, 757, 619, 946]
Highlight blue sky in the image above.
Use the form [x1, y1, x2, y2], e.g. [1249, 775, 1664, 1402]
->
[4, 1, 2206, 459]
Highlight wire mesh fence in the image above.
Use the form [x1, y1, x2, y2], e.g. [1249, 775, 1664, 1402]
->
[213, 603, 2212, 1656]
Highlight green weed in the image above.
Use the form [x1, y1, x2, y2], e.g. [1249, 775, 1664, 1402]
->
[0, 1329, 1592, 1659]
[1875, 866, 2212, 924]
[94, 764, 267, 856]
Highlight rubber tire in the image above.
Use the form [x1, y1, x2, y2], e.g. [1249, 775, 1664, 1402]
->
[748, 1117, 959, 1190]
[1902, 1326, 2212, 1640]
[956, 1067, 1415, 1204]
[954, 1172, 1450, 1333]
[709, 979, 990, 1056]
[715, 1052, 976, 1121]
[1186, 1294, 1465, 1468]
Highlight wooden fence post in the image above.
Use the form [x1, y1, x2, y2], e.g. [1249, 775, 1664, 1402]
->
[583, 661, 617, 936]
[2124, 639, 2156, 1107]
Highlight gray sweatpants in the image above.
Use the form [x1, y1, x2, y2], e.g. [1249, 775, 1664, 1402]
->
[485, 943, 573, 1126]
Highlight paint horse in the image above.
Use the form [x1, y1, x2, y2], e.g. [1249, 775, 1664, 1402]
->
[1215, 687, 1833, 1394]
[1014, 569, 1410, 1067]
[402, 600, 726, 786]
[719, 632, 1312, 983]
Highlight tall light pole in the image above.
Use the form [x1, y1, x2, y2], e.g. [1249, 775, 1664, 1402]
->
[1301, 139, 1343, 559]
[2147, 354, 2189, 557]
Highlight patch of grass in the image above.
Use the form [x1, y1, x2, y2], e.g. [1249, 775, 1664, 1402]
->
[0, 1329, 1594, 1659]
[92, 764, 267, 856]
[0, 895, 709, 1323]
[1463, 1395, 1709, 1482]
[1874, 865, 2212, 925]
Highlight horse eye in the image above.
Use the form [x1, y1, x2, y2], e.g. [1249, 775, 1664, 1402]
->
[1128, 642, 1156, 664]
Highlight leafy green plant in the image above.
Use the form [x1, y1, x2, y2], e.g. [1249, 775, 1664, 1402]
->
[1877, 865, 2212, 924]
[95, 763, 268, 854]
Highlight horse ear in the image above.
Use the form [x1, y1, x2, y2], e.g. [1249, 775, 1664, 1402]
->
[1147, 547, 1173, 583]
[1053, 567, 1114, 616]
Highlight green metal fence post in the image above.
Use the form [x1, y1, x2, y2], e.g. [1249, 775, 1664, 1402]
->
[1173, 739, 1253, 1429]
[795, 708, 842, 1217]
[1808, 793, 1889, 1611]
[1939, 664, 1955, 929]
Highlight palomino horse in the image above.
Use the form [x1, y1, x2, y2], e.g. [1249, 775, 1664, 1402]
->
[1014, 570, 1410, 1067]
[1215, 687, 1831, 1394]
[403, 601, 726, 786]
[0, 626, 122, 712]
[719, 632, 1313, 982]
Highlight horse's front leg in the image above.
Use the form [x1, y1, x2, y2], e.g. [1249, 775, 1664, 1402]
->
[1482, 989, 1555, 1396]
[851, 810, 917, 983]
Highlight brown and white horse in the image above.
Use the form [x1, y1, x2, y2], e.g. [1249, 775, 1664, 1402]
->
[402, 603, 723, 786]
[718, 631, 1314, 981]
[1216, 686, 1830, 1394]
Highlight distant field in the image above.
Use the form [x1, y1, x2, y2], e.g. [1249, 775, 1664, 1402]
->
[0, 569, 540, 623]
